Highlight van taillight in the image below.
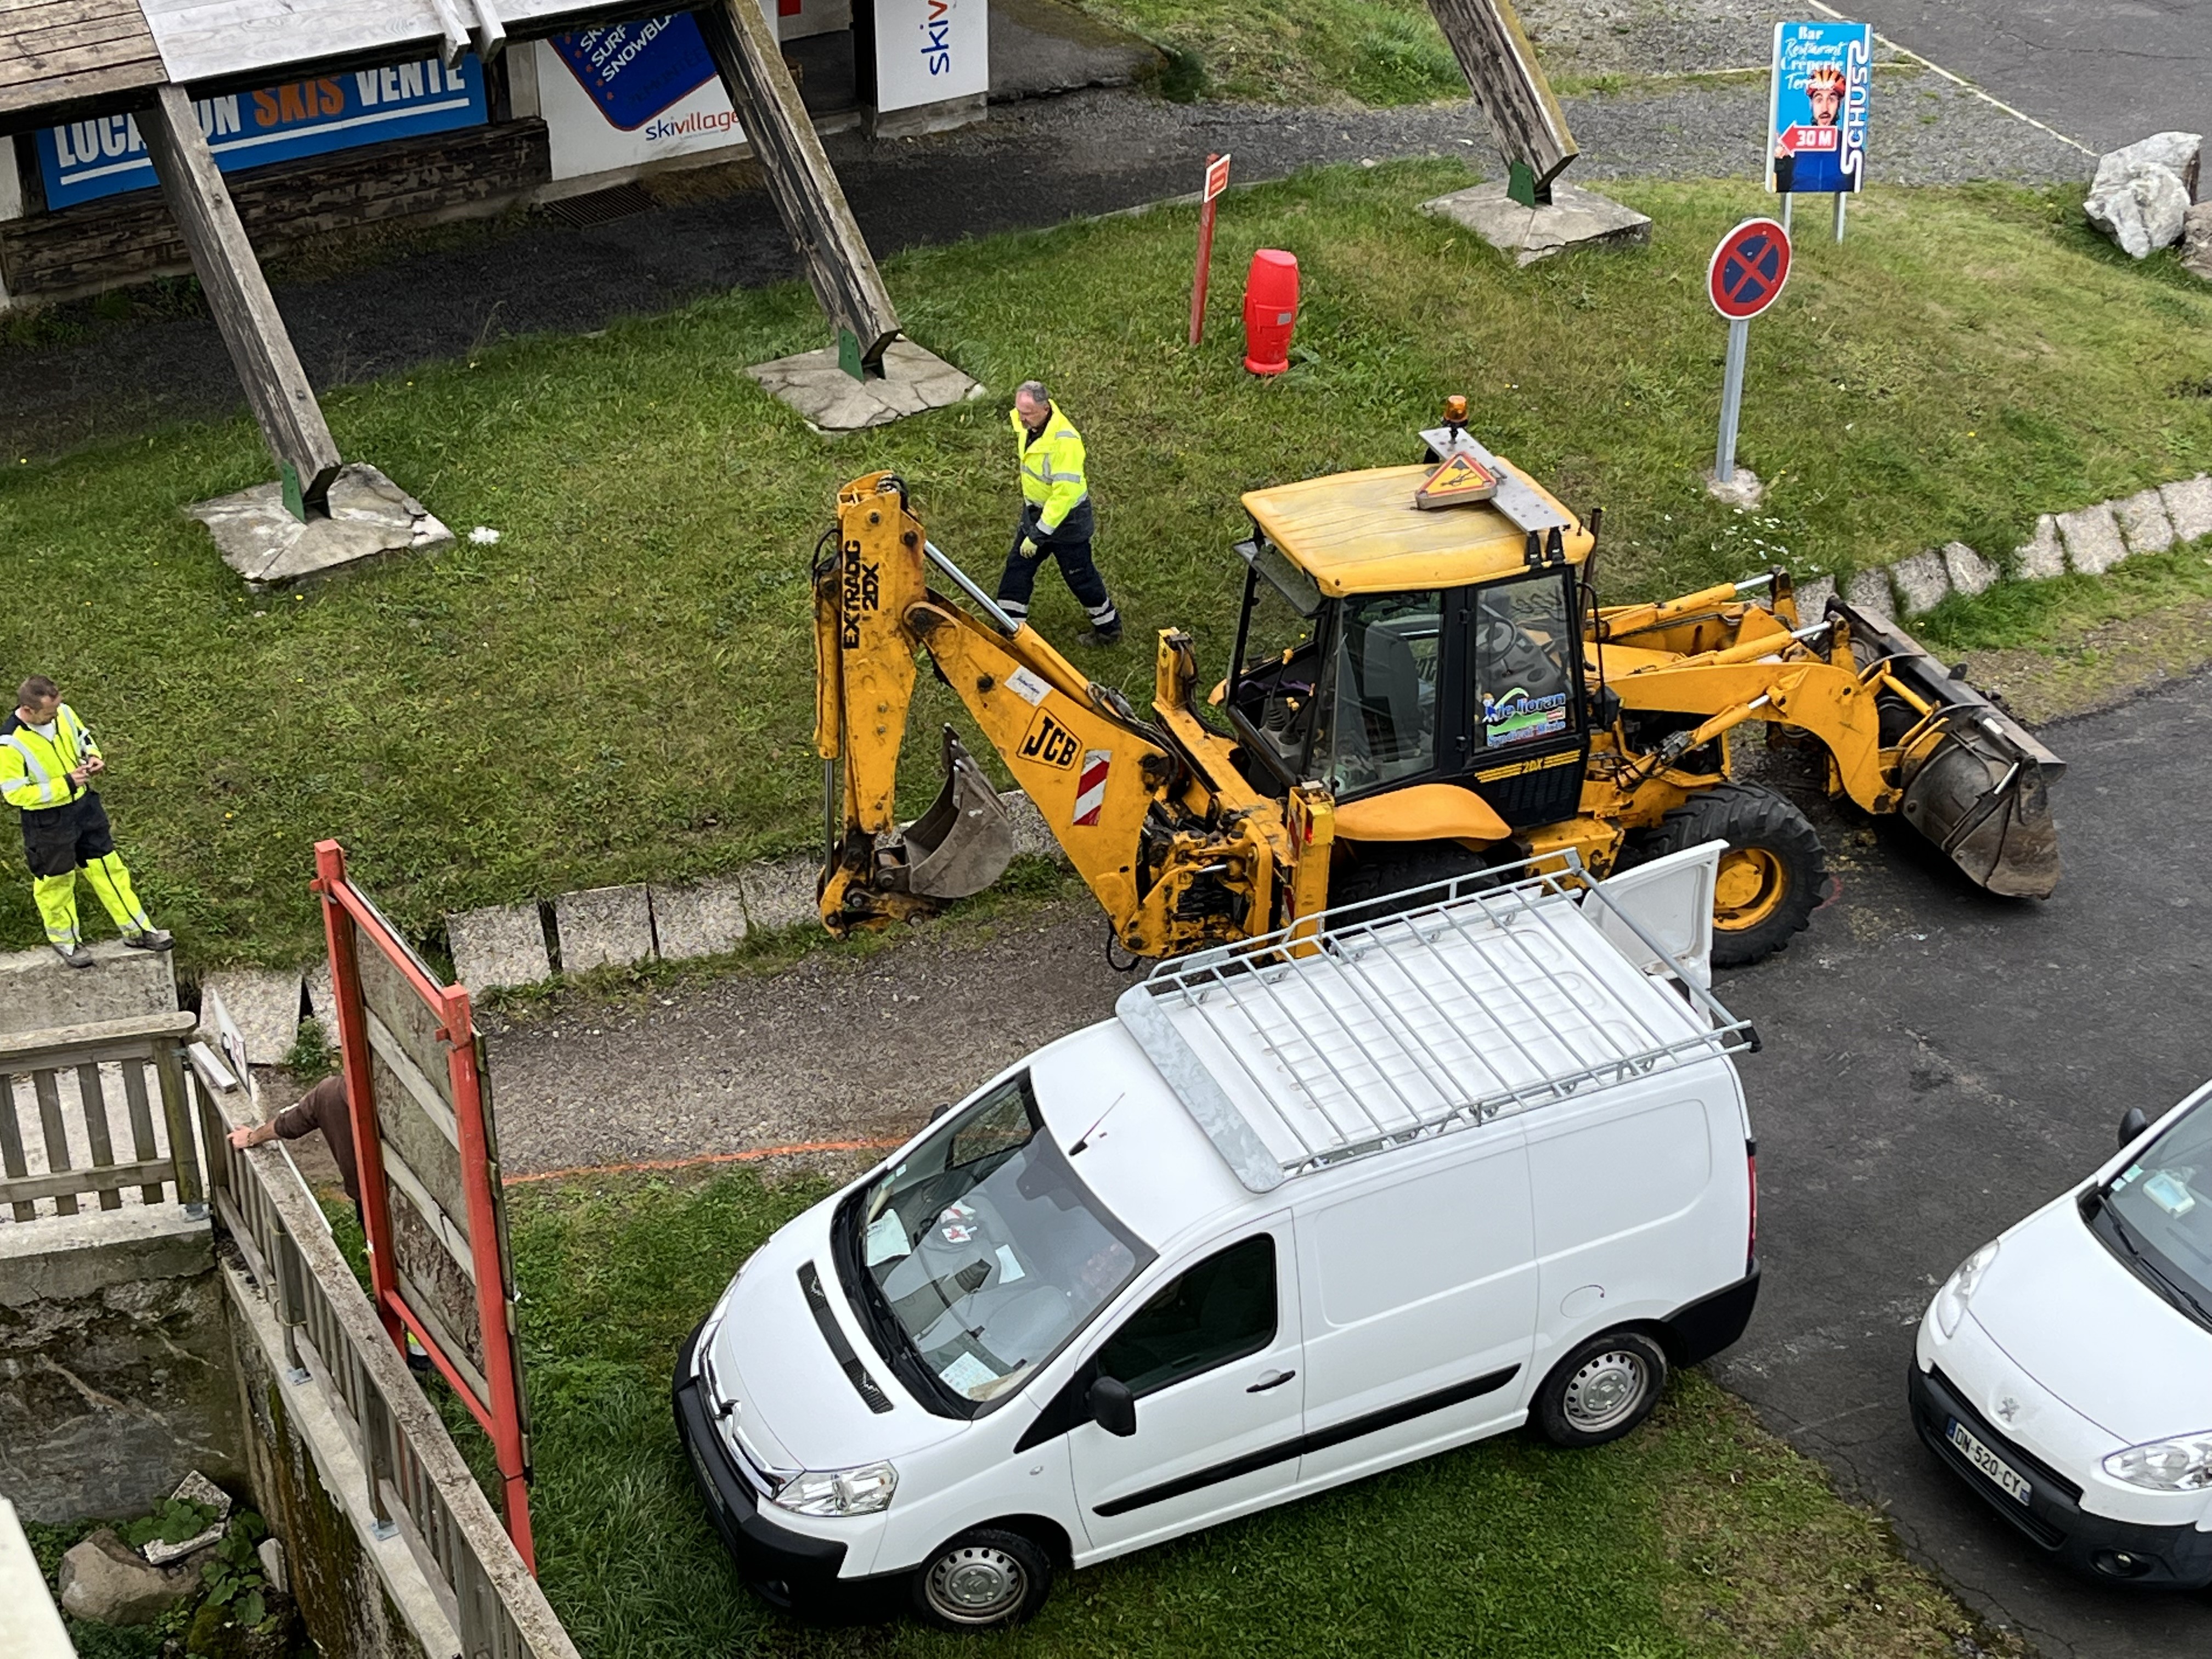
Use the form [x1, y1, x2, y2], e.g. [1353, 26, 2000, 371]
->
[1746, 1140, 1759, 1274]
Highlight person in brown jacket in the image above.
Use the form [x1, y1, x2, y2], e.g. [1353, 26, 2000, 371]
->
[228, 1075, 358, 1221]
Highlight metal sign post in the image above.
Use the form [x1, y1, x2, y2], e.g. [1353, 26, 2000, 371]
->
[1706, 218, 1792, 485]
[1189, 153, 1232, 346]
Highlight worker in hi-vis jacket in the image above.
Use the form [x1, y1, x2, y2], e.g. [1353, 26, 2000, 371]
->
[1, 675, 171, 967]
[998, 381, 1121, 646]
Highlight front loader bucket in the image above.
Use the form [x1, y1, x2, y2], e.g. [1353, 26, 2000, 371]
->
[1832, 599, 2065, 900]
[901, 727, 1015, 900]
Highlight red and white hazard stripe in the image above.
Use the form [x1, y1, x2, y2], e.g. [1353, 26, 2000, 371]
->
[1073, 750, 1111, 826]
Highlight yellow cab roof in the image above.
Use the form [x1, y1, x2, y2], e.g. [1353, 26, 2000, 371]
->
[1241, 462, 1589, 597]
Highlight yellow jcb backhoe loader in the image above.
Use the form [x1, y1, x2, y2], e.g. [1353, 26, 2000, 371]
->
[811, 413, 2061, 967]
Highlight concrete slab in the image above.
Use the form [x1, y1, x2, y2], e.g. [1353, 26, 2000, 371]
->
[1941, 541, 1997, 597]
[2113, 486, 2175, 555]
[199, 968, 303, 1067]
[1703, 466, 1764, 509]
[0, 941, 176, 1035]
[2057, 502, 2128, 574]
[649, 879, 749, 961]
[444, 904, 551, 994]
[999, 789, 1067, 864]
[738, 858, 821, 934]
[2014, 514, 2066, 579]
[304, 959, 334, 1029]
[990, 0, 1162, 99]
[1844, 567, 1895, 621]
[1889, 550, 1951, 614]
[747, 338, 985, 434]
[553, 885, 655, 974]
[1421, 180, 1652, 267]
[0, 1204, 212, 1305]
[1792, 574, 1836, 618]
[2161, 473, 2212, 544]
[185, 464, 453, 592]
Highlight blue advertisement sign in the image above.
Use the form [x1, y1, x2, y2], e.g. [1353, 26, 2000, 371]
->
[37, 56, 488, 211]
[1766, 20, 1871, 195]
[548, 15, 718, 132]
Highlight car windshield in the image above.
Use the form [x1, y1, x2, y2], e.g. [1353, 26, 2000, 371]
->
[844, 1073, 1152, 1411]
[2095, 1093, 2212, 1323]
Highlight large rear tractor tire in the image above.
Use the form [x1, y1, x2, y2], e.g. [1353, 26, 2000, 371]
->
[1640, 782, 1825, 967]
[1326, 840, 1496, 929]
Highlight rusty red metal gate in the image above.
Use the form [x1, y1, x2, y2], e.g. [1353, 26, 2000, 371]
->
[313, 839, 534, 1568]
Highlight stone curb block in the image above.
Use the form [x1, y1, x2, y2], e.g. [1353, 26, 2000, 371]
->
[445, 904, 551, 994]
[2115, 487, 2175, 555]
[199, 967, 304, 1068]
[1843, 567, 1895, 621]
[1942, 541, 1997, 597]
[2014, 515, 2065, 580]
[553, 885, 654, 973]
[1000, 790, 1068, 865]
[649, 878, 749, 961]
[2057, 503, 2128, 575]
[1889, 550, 1951, 615]
[1793, 574, 1836, 618]
[2162, 474, 2212, 544]
[737, 859, 821, 934]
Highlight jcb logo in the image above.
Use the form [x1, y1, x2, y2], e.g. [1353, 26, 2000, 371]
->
[1020, 712, 1080, 770]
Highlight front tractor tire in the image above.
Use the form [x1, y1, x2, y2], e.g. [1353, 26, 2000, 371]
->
[1641, 782, 1825, 967]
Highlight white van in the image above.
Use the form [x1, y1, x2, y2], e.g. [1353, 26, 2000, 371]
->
[1910, 1081, 2212, 1588]
[675, 850, 1763, 1629]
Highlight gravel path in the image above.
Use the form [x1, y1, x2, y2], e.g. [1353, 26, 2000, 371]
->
[0, 75, 2086, 461]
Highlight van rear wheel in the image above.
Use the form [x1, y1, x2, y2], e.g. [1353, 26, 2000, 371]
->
[1533, 1330, 1669, 1448]
[911, 1527, 1053, 1632]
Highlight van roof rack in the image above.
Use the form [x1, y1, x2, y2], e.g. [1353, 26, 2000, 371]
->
[1114, 854, 1756, 1193]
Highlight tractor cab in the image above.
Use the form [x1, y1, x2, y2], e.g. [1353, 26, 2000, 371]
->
[1224, 449, 1598, 835]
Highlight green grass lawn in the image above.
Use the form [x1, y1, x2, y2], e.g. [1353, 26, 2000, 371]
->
[3, 166, 2209, 966]
[486, 1166, 2019, 1659]
[1068, 0, 1465, 105]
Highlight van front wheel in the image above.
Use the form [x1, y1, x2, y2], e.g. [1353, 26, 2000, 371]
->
[911, 1527, 1053, 1632]
[1532, 1330, 1669, 1448]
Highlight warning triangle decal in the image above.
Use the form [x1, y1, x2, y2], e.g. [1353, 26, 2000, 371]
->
[1413, 449, 1500, 510]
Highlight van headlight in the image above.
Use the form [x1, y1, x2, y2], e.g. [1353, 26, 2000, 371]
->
[2103, 1433, 2212, 1492]
[1933, 1240, 1999, 1338]
[771, 1461, 898, 1517]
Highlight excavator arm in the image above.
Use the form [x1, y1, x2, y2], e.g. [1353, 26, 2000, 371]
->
[815, 473, 1292, 951]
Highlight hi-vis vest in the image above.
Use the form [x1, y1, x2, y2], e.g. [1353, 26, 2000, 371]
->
[1, 704, 98, 813]
[1013, 403, 1088, 534]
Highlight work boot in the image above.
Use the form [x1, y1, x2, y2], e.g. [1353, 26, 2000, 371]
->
[122, 928, 174, 952]
[1078, 623, 1124, 648]
[52, 943, 95, 969]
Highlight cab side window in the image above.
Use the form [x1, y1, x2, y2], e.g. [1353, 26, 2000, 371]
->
[1096, 1236, 1276, 1397]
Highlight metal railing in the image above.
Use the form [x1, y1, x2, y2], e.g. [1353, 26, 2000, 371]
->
[0, 1012, 204, 1221]
[192, 1057, 577, 1659]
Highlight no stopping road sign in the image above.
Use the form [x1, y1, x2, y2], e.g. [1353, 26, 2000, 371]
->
[1708, 218, 1792, 320]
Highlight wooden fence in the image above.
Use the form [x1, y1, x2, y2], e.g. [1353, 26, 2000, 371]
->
[0, 1011, 204, 1221]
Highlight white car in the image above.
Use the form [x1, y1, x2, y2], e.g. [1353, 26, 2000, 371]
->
[673, 851, 1765, 1629]
[1910, 1081, 2212, 1587]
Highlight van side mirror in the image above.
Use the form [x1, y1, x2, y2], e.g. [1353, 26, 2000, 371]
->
[929, 1102, 952, 1121]
[2119, 1107, 2149, 1148]
[1087, 1376, 1137, 1438]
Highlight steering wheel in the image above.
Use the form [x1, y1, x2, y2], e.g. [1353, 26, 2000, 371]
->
[1478, 619, 1566, 697]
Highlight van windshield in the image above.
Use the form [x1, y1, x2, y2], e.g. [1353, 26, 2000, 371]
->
[840, 1073, 1153, 1412]
[2091, 1093, 2212, 1329]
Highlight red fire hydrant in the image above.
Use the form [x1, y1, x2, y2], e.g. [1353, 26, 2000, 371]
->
[1242, 249, 1299, 376]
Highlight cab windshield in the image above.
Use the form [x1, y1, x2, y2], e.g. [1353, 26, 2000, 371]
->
[841, 1074, 1152, 1413]
[1230, 540, 1326, 775]
[2091, 1093, 2212, 1328]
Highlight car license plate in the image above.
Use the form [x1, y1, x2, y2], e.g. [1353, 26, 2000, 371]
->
[1947, 1418, 2032, 1506]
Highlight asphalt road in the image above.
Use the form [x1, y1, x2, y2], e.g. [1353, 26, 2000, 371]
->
[1850, 0, 2211, 155]
[1711, 676, 2212, 1657]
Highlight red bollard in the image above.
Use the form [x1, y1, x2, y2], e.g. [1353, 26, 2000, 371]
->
[1242, 249, 1299, 376]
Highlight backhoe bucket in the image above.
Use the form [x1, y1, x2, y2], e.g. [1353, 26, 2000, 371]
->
[900, 727, 1015, 900]
[1832, 600, 2065, 899]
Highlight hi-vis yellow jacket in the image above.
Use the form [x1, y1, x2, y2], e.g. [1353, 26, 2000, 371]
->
[1012, 402, 1089, 535]
[1, 703, 98, 814]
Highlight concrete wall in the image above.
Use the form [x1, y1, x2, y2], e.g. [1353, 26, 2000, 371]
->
[222, 1270, 434, 1659]
[0, 939, 176, 1035]
[0, 1206, 243, 1522]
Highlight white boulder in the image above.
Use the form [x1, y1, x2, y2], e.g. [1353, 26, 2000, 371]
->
[2084, 131, 2200, 258]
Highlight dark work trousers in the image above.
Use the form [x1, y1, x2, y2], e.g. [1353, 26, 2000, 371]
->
[996, 502, 1116, 629]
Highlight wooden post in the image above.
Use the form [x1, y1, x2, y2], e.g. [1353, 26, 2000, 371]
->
[697, 0, 899, 375]
[139, 84, 341, 517]
[1425, 0, 1578, 204]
